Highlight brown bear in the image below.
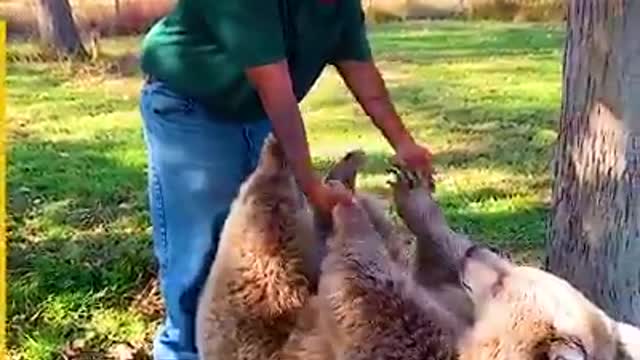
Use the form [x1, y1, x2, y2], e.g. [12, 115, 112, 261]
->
[194, 135, 369, 360]
[389, 164, 476, 326]
[194, 134, 317, 359]
[281, 162, 475, 360]
[279, 157, 425, 360]
[317, 149, 412, 268]
[279, 296, 335, 360]
[387, 164, 640, 359]
[315, 181, 464, 359]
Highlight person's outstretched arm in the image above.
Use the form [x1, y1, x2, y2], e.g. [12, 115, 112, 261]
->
[335, 59, 433, 174]
[335, 61, 409, 146]
[206, 0, 354, 214]
[330, 3, 432, 174]
[245, 61, 353, 213]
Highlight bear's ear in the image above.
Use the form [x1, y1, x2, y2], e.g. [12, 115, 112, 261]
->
[323, 150, 367, 191]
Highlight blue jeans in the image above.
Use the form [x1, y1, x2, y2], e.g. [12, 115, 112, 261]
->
[139, 80, 272, 359]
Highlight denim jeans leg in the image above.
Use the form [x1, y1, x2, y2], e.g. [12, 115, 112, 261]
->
[139, 80, 272, 359]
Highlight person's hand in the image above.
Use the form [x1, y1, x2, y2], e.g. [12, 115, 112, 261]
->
[305, 177, 354, 218]
[393, 139, 433, 174]
[392, 139, 435, 190]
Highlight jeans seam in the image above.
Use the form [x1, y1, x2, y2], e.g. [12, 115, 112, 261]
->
[243, 127, 255, 173]
[151, 162, 169, 273]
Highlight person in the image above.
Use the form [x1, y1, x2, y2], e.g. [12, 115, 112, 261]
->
[138, 0, 433, 358]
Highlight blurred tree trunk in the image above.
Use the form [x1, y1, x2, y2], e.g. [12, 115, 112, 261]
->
[546, 0, 640, 326]
[112, 0, 121, 34]
[35, 0, 87, 58]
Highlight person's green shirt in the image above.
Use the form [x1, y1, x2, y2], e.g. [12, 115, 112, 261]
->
[140, 0, 372, 122]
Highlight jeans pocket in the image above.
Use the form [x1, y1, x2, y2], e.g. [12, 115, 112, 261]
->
[149, 84, 194, 117]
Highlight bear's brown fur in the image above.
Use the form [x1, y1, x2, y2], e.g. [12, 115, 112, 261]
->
[316, 184, 463, 359]
[195, 134, 318, 359]
[317, 150, 412, 268]
[389, 165, 475, 326]
[387, 165, 640, 359]
[195, 137, 371, 360]
[283, 161, 473, 360]
[279, 297, 334, 360]
[279, 157, 421, 360]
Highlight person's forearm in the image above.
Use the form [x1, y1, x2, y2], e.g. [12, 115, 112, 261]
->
[361, 92, 414, 150]
[263, 95, 317, 194]
[336, 61, 414, 149]
[246, 62, 318, 195]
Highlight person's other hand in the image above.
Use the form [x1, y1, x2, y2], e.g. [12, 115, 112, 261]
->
[394, 139, 433, 174]
[306, 177, 354, 218]
[393, 139, 435, 189]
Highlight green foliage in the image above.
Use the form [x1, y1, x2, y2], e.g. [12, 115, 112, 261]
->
[6, 20, 565, 358]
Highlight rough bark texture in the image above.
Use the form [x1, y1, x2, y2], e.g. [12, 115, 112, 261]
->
[546, 0, 640, 326]
[35, 0, 87, 57]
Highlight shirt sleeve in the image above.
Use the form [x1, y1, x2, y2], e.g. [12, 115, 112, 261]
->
[331, 0, 373, 63]
[204, 0, 287, 68]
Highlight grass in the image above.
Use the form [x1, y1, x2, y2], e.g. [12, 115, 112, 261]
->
[6, 20, 565, 359]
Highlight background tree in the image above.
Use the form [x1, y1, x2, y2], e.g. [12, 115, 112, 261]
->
[546, 0, 640, 325]
[35, 0, 87, 58]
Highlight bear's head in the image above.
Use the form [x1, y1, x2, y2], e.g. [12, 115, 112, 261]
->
[458, 245, 640, 360]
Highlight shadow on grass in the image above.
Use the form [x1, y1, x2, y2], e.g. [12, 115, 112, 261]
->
[388, 81, 558, 174]
[8, 135, 154, 357]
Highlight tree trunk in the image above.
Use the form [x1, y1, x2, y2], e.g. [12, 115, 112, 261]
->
[112, 0, 121, 34]
[35, 0, 87, 58]
[546, 0, 640, 326]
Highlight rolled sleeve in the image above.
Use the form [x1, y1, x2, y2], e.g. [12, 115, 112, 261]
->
[204, 0, 287, 68]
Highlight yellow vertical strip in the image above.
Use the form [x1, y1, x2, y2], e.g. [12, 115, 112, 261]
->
[0, 19, 6, 360]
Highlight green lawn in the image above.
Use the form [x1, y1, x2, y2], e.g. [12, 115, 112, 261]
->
[6, 20, 565, 359]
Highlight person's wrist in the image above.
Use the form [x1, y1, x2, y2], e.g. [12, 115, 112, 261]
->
[301, 176, 323, 202]
[387, 125, 415, 152]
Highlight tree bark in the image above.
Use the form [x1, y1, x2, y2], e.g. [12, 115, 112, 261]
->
[112, 0, 121, 34]
[546, 0, 640, 326]
[35, 0, 87, 58]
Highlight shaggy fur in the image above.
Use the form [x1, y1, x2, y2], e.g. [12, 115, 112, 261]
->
[316, 150, 411, 267]
[387, 165, 640, 359]
[195, 134, 318, 360]
[280, 156, 422, 360]
[317, 185, 462, 359]
[279, 297, 334, 360]
[389, 165, 475, 326]
[195, 139, 372, 360]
